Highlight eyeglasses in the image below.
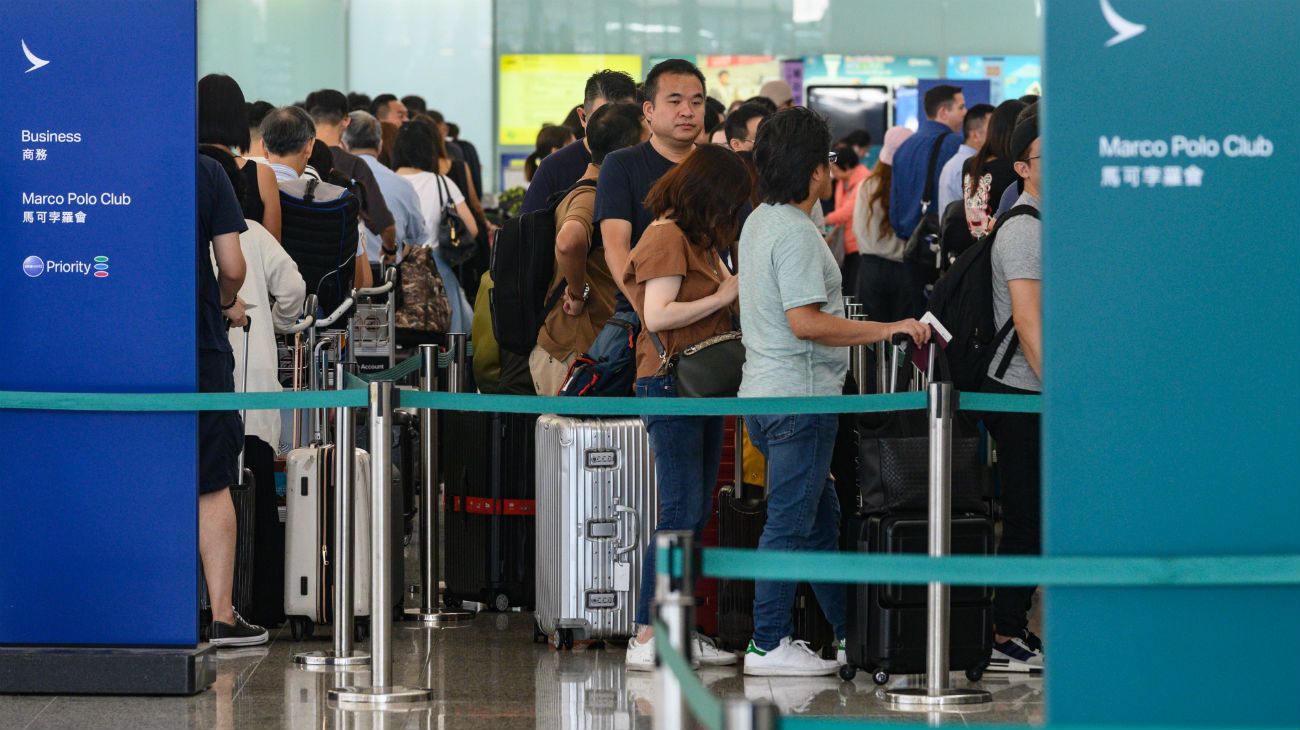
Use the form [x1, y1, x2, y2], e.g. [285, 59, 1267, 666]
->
[827, 151, 838, 164]
[1024, 155, 1042, 161]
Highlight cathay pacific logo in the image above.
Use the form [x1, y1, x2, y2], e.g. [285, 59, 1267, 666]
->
[1101, 0, 1146, 47]
[23, 255, 43, 277]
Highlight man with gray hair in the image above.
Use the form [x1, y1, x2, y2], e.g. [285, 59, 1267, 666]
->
[343, 110, 429, 263]
[259, 106, 316, 182]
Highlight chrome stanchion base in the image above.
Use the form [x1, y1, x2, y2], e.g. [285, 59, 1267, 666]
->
[293, 650, 371, 667]
[885, 687, 992, 708]
[401, 607, 475, 626]
[328, 685, 435, 706]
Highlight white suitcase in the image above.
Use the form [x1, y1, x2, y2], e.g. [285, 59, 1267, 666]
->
[535, 416, 657, 645]
[283, 444, 372, 639]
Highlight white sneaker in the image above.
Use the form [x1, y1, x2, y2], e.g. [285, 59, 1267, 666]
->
[743, 637, 840, 677]
[625, 634, 656, 672]
[693, 633, 738, 666]
[744, 675, 837, 714]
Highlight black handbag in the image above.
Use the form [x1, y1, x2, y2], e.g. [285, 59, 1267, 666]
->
[649, 330, 746, 399]
[436, 174, 477, 267]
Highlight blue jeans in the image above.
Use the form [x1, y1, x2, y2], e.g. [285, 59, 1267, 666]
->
[431, 246, 471, 333]
[634, 375, 724, 627]
[745, 413, 848, 650]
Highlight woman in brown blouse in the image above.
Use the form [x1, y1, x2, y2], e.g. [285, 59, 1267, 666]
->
[622, 144, 752, 670]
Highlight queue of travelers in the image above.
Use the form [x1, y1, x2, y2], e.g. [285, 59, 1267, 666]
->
[193, 60, 1045, 676]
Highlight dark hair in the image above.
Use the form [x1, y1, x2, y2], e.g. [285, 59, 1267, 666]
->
[246, 100, 274, 130]
[426, 109, 446, 125]
[411, 114, 449, 160]
[561, 106, 585, 141]
[446, 122, 460, 138]
[644, 145, 752, 251]
[379, 121, 399, 168]
[198, 74, 250, 152]
[840, 129, 872, 149]
[401, 95, 427, 113]
[347, 92, 371, 112]
[742, 95, 778, 114]
[584, 69, 637, 112]
[644, 58, 706, 106]
[923, 84, 963, 119]
[704, 97, 726, 134]
[724, 103, 771, 144]
[370, 93, 398, 118]
[259, 106, 316, 156]
[963, 103, 995, 140]
[525, 125, 575, 181]
[199, 145, 247, 202]
[306, 88, 349, 126]
[1010, 102, 1040, 163]
[1018, 94, 1040, 105]
[831, 143, 859, 172]
[752, 107, 831, 205]
[391, 121, 436, 172]
[586, 102, 643, 165]
[968, 100, 1026, 186]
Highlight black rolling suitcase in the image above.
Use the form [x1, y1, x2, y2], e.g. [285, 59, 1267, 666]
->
[441, 410, 538, 611]
[715, 483, 836, 656]
[840, 335, 994, 684]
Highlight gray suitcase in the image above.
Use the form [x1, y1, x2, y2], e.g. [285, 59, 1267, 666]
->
[535, 416, 657, 647]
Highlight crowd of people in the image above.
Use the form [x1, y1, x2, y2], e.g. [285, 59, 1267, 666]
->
[193, 59, 1044, 676]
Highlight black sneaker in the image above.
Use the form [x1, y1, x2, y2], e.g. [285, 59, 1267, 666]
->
[209, 611, 269, 647]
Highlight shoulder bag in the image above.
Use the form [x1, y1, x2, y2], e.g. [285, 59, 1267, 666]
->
[649, 330, 746, 399]
[436, 174, 477, 267]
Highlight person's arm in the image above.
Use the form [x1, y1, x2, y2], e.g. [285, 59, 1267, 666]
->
[785, 304, 927, 347]
[212, 231, 247, 327]
[259, 228, 307, 332]
[459, 162, 495, 238]
[1008, 279, 1042, 378]
[602, 219, 634, 299]
[380, 224, 396, 254]
[454, 201, 479, 239]
[824, 181, 857, 227]
[353, 253, 372, 289]
[642, 273, 737, 333]
[357, 165, 395, 236]
[255, 162, 282, 242]
[852, 178, 872, 248]
[555, 218, 591, 311]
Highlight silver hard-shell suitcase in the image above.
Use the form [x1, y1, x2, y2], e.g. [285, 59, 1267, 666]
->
[535, 416, 657, 645]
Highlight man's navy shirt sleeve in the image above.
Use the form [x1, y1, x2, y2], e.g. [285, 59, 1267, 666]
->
[593, 150, 633, 227]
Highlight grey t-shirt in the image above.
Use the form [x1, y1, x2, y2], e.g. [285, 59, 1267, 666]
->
[988, 192, 1041, 392]
[738, 203, 848, 398]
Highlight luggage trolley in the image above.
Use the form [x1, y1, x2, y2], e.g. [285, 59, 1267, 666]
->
[349, 266, 398, 379]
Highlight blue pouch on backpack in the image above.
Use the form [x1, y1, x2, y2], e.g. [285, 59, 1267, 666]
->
[559, 309, 640, 397]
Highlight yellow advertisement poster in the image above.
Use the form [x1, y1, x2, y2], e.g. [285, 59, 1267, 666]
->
[498, 54, 643, 146]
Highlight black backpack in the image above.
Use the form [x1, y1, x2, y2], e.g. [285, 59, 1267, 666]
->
[279, 177, 361, 317]
[490, 179, 597, 356]
[926, 205, 1038, 391]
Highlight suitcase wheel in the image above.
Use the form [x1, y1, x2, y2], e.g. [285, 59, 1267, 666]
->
[288, 617, 313, 642]
[965, 663, 986, 682]
[491, 592, 511, 613]
[354, 620, 370, 644]
[872, 669, 890, 686]
[550, 629, 575, 651]
[533, 624, 548, 644]
[838, 664, 857, 682]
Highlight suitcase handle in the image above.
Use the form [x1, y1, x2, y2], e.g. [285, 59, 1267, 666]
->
[614, 504, 639, 559]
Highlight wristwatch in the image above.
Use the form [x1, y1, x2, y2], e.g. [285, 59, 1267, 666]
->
[567, 283, 590, 302]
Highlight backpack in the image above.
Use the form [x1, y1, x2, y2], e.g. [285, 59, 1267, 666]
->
[490, 179, 598, 356]
[278, 177, 361, 317]
[471, 271, 536, 395]
[558, 309, 640, 397]
[926, 205, 1039, 392]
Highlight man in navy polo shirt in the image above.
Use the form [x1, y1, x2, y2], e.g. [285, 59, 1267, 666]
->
[889, 84, 967, 241]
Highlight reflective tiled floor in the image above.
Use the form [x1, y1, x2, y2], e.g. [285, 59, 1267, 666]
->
[0, 612, 1043, 729]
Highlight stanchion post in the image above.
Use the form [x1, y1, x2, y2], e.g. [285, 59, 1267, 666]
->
[404, 344, 472, 625]
[653, 531, 695, 730]
[447, 332, 467, 393]
[725, 699, 778, 730]
[886, 381, 990, 708]
[849, 310, 870, 396]
[295, 364, 370, 668]
[330, 381, 434, 706]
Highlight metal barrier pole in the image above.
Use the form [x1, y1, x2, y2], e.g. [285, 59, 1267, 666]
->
[876, 339, 889, 395]
[295, 364, 370, 668]
[447, 332, 468, 392]
[404, 344, 472, 626]
[725, 699, 778, 730]
[850, 311, 870, 396]
[653, 531, 695, 730]
[330, 381, 434, 706]
[886, 382, 990, 708]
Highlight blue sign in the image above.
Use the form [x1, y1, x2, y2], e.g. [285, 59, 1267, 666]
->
[0, 2, 198, 646]
[1045, 1, 1300, 725]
